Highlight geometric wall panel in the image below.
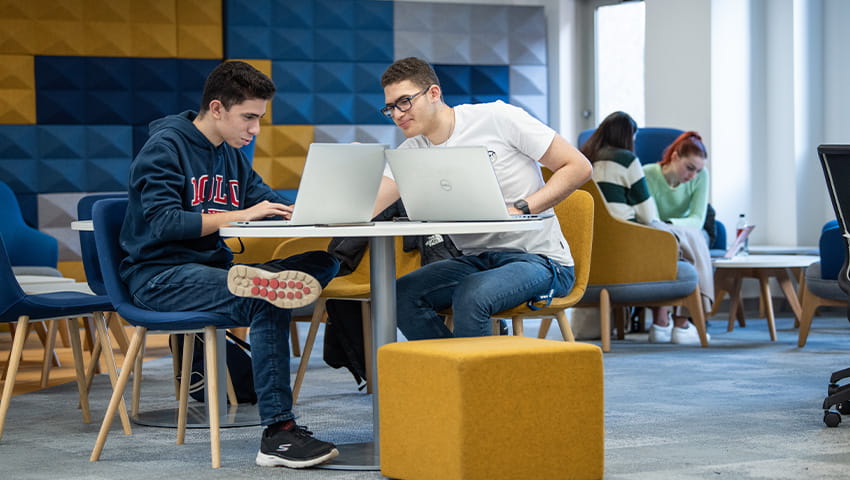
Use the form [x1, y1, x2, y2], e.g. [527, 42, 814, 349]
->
[0, 55, 35, 124]
[510, 94, 548, 124]
[177, 0, 223, 59]
[510, 65, 548, 96]
[509, 34, 547, 66]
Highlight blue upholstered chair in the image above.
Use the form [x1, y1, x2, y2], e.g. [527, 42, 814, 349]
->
[89, 198, 239, 468]
[797, 220, 847, 347]
[0, 180, 60, 275]
[0, 234, 118, 441]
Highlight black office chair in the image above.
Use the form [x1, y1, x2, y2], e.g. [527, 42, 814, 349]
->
[815, 145, 850, 427]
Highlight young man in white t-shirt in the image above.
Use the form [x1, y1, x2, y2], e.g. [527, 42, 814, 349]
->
[374, 57, 592, 339]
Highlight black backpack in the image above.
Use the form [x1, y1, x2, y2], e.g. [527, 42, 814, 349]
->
[172, 331, 257, 405]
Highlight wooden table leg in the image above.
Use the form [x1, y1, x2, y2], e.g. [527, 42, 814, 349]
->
[757, 270, 777, 341]
[775, 268, 804, 323]
[727, 273, 744, 332]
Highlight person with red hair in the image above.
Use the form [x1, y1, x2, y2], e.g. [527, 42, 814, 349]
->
[643, 131, 709, 229]
[642, 131, 712, 344]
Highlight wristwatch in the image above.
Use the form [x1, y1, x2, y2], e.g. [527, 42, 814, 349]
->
[513, 199, 531, 215]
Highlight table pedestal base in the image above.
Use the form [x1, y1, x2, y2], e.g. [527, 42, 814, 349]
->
[131, 403, 259, 429]
[318, 441, 379, 471]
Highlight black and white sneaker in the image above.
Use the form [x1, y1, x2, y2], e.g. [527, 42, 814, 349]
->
[255, 424, 339, 468]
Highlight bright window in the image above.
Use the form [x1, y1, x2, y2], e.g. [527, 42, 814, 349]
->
[595, 1, 645, 125]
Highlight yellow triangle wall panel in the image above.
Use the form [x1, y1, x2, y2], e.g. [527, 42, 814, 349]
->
[32, 0, 84, 20]
[272, 125, 313, 157]
[254, 131, 274, 158]
[0, 1, 31, 19]
[37, 20, 87, 56]
[84, 0, 131, 22]
[178, 24, 222, 59]
[132, 23, 178, 57]
[0, 19, 39, 54]
[0, 89, 36, 124]
[85, 21, 132, 56]
[177, 0, 221, 25]
[131, 0, 176, 23]
[250, 156, 275, 186]
[0, 55, 33, 89]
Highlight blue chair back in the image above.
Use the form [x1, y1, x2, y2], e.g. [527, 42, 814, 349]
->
[0, 235, 31, 320]
[77, 193, 128, 295]
[92, 198, 234, 330]
[0, 180, 58, 268]
[820, 220, 844, 280]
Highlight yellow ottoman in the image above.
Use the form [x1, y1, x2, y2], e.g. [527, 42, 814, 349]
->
[378, 336, 604, 480]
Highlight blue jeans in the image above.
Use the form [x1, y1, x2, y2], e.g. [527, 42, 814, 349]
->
[396, 251, 575, 340]
[130, 251, 339, 425]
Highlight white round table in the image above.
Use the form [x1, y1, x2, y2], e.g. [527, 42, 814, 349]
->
[220, 219, 545, 470]
[712, 254, 819, 340]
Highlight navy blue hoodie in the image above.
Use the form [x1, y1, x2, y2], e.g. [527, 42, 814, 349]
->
[119, 110, 282, 295]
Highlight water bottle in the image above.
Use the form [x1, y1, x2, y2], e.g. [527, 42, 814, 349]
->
[735, 213, 749, 255]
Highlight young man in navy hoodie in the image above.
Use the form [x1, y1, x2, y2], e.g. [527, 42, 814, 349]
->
[119, 60, 340, 468]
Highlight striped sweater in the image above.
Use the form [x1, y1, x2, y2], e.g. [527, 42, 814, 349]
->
[591, 147, 660, 225]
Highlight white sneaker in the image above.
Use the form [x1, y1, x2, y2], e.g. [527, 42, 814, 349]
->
[671, 322, 710, 346]
[648, 322, 673, 343]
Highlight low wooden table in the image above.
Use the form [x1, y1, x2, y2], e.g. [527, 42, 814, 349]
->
[712, 254, 819, 340]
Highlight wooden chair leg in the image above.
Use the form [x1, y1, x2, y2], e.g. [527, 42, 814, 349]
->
[83, 332, 102, 397]
[537, 317, 553, 338]
[511, 317, 524, 336]
[682, 287, 709, 347]
[555, 310, 575, 342]
[614, 307, 627, 340]
[0, 318, 31, 441]
[57, 318, 71, 348]
[290, 321, 301, 357]
[92, 312, 131, 435]
[40, 319, 60, 388]
[361, 301, 374, 394]
[107, 313, 130, 354]
[169, 334, 181, 400]
[600, 289, 612, 353]
[203, 326, 222, 469]
[292, 298, 327, 404]
[177, 333, 194, 445]
[66, 317, 91, 424]
[32, 321, 60, 367]
[91, 326, 146, 462]
[131, 335, 146, 417]
[225, 369, 239, 406]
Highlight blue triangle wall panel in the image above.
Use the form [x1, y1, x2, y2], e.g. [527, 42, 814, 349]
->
[314, 93, 354, 124]
[355, 30, 394, 62]
[270, 28, 314, 61]
[354, 93, 386, 125]
[38, 126, 86, 159]
[315, 0, 356, 29]
[178, 60, 220, 91]
[38, 158, 87, 193]
[86, 91, 134, 124]
[273, 93, 313, 124]
[225, 25, 272, 59]
[314, 62, 354, 93]
[356, 0, 393, 30]
[354, 62, 385, 93]
[86, 126, 132, 158]
[35, 56, 86, 90]
[225, 0, 273, 27]
[132, 59, 179, 92]
[0, 125, 36, 159]
[434, 65, 471, 95]
[0, 158, 38, 193]
[86, 57, 133, 90]
[273, 0, 314, 28]
[471, 66, 509, 96]
[85, 157, 131, 191]
[314, 28, 355, 62]
[37, 89, 86, 124]
[273, 61, 314, 93]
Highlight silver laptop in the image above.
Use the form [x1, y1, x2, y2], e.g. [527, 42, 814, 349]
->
[385, 146, 549, 222]
[231, 143, 387, 226]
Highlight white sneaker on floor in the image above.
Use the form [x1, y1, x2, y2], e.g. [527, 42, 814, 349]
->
[648, 322, 673, 343]
[671, 322, 710, 345]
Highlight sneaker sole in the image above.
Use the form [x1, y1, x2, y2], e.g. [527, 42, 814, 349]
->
[255, 447, 339, 468]
[227, 266, 321, 309]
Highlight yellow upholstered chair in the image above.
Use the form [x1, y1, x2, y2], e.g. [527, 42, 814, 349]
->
[577, 180, 708, 352]
[489, 189, 594, 341]
[272, 236, 420, 403]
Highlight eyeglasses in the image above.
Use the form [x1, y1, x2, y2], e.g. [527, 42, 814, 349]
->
[380, 87, 430, 118]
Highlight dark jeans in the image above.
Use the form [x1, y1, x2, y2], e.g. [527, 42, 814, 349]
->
[396, 251, 575, 340]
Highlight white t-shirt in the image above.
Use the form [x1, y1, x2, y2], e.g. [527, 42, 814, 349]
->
[386, 100, 573, 266]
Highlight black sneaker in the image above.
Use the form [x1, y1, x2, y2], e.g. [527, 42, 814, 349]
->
[255, 424, 339, 468]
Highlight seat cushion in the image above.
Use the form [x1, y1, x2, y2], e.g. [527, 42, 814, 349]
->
[806, 262, 848, 301]
[583, 260, 698, 303]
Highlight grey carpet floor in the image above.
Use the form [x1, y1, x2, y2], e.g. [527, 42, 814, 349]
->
[2, 312, 850, 479]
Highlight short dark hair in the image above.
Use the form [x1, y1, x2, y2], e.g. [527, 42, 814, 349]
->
[580, 111, 638, 163]
[381, 57, 441, 89]
[199, 61, 276, 113]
